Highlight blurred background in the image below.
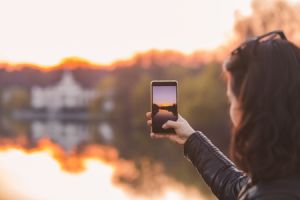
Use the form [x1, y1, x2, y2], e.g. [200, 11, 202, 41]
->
[0, 0, 300, 199]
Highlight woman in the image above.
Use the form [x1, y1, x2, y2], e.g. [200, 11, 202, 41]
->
[146, 30, 300, 200]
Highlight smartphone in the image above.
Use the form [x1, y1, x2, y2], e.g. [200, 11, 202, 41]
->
[151, 80, 178, 134]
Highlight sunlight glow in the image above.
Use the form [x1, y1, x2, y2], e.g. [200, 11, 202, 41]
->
[0, 140, 208, 200]
[0, 0, 253, 66]
[0, 150, 128, 200]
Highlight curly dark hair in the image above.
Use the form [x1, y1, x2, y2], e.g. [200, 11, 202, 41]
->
[225, 35, 300, 183]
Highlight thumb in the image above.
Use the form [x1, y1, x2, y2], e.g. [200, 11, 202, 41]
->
[163, 120, 179, 129]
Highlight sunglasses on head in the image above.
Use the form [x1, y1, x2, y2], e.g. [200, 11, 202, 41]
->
[231, 30, 287, 56]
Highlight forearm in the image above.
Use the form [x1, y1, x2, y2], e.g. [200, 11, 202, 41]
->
[184, 132, 249, 200]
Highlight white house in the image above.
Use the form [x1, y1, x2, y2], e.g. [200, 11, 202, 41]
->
[31, 70, 98, 110]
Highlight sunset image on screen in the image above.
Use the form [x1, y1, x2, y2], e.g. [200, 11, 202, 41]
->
[152, 86, 177, 133]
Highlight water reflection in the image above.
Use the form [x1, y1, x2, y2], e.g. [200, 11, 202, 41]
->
[156, 109, 176, 118]
[0, 117, 114, 151]
[31, 120, 113, 150]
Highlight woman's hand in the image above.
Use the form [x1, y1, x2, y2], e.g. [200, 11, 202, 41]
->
[146, 112, 195, 145]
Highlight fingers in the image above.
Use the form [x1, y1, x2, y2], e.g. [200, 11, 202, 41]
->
[147, 120, 152, 127]
[146, 112, 152, 128]
[146, 112, 151, 119]
[178, 114, 183, 120]
[177, 114, 186, 122]
[150, 133, 172, 139]
[163, 120, 180, 129]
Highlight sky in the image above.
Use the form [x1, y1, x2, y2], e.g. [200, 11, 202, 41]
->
[0, 0, 297, 66]
[153, 86, 176, 106]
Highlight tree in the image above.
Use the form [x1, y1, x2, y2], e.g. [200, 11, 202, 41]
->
[234, 0, 300, 45]
[1, 87, 30, 113]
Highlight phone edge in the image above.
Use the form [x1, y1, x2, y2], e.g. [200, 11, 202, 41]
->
[150, 80, 178, 134]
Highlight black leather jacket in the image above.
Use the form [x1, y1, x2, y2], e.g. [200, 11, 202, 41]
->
[184, 132, 300, 200]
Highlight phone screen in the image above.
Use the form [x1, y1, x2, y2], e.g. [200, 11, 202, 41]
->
[151, 81, 178, 133]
